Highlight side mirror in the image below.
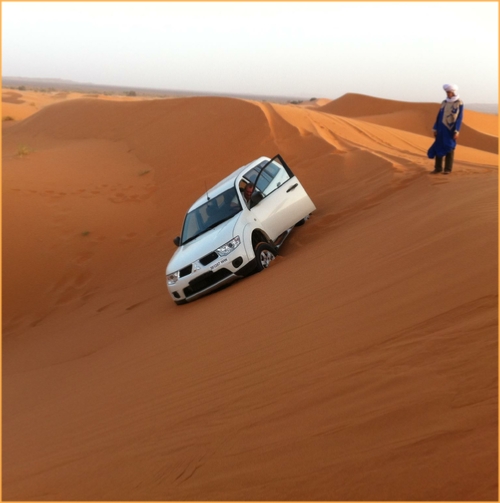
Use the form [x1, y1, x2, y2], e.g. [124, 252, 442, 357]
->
[173, 236, 181, 247]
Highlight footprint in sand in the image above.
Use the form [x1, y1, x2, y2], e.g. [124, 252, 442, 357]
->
[75, 251, 94, 264]
[120, 232, 138, 242]
[109, 192, 127, 203]
[56, 286, 80, 305]
[97, 302, 114, 313]
[125, 299, 149, 311]
[74, 270, 91, 287]
[89, 234, 106, 243]
[109, 193, 145, 203]
[156, 229, 168, 238]
[55, 270, 92, 305]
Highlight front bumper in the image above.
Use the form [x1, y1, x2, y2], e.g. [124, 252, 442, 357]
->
[167, 253, 250, 304]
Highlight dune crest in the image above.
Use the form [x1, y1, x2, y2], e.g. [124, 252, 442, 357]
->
[320, 93, 498, 153]
[3, 93, 497, 501]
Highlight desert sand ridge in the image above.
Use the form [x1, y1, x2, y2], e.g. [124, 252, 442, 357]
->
[320, 93, 498, 152]
[2, 90, 498, 500]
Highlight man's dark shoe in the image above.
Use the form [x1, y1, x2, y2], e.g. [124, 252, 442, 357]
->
[430, 170, 442, 174]
[443, 171, 451, 175]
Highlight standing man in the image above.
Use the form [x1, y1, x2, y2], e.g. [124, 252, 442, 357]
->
[428, 84, 464, 174]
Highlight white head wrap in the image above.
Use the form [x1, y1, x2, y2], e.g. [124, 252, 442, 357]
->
[443, 84, 460, 102]
[443, 84, 458, 93]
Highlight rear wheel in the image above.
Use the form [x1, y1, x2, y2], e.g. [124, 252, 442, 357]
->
[254, 242, 276, 271]
[295, 214, 311, 227]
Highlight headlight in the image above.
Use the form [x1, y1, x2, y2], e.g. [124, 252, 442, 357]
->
[167, 271, 180, 286]
[216, 236, 241, 256]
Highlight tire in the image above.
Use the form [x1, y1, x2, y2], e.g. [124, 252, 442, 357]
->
[254, 242, 276, 271]
[295, 214, 311, 227]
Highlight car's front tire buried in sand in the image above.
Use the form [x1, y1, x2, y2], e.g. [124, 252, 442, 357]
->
[254, 242, 276, 271]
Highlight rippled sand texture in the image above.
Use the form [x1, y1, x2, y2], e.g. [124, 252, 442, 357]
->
[3, 89, 498, 500]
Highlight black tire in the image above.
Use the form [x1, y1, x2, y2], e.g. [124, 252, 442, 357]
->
[295, 214, 311, 227]
[254, 242, 277, 271]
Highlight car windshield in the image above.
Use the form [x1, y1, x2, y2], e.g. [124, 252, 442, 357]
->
[181, 187, 241, 245]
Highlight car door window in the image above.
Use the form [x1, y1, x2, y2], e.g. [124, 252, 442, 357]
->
[242, 159, 291, 205]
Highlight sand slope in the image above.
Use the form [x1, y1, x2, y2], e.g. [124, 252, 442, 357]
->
[320, 93, 498, 153]
[2, 91, 498, 500]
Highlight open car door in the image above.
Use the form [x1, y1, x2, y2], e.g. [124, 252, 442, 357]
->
[243, 155, 316, 242]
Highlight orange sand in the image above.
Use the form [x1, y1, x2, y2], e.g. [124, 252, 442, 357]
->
[2, 88, 498, 500]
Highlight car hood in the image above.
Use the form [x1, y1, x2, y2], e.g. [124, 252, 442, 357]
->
[167, 215, 240, 273]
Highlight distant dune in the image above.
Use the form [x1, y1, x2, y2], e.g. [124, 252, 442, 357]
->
[467, 103, 498, 114]
[319, 93, 498, 152]
[3, 89, 497, 501]
[2, 76, 299, 103]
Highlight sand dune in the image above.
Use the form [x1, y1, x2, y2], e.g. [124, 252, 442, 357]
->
[2, 90, 498, 500]
[2, 88, 154, 122]
[320, 93, 498, 154]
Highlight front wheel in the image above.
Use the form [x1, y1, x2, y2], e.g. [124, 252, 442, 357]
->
[254, 242, 276, 271]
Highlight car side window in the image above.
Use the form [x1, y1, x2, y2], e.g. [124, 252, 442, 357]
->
[242, 160, 291, 207]
[259, 161, 290, 196]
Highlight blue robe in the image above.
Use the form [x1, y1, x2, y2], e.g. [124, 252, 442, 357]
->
[427, 100, 464, 158]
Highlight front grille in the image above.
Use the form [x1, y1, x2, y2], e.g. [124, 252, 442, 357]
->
[179, 264, 192, 278]
[183, 268, 232, 297]
[200, 251, 218, 266]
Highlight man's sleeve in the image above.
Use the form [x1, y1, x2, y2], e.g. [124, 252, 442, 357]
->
[455, 103, 464, 133]
[433, 102, 444, 131]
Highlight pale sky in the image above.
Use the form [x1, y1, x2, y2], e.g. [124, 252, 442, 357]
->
[2, 1, 498, 103]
